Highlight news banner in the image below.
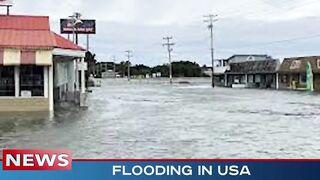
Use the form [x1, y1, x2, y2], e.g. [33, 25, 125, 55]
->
[0, 150, 320, 179]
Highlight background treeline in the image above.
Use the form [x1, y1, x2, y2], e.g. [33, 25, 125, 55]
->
[85, 51, 210, 78]
[115, 61, 209, 77]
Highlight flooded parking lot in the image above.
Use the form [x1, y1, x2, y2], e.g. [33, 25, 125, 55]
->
[0, 78, 320, 158]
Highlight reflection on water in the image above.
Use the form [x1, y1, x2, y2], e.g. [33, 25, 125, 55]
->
[1, 78, 320, 158]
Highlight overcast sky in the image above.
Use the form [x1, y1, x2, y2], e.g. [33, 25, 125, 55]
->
[6, 0, 320, 65]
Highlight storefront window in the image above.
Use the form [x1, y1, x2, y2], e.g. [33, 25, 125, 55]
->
[20, 66, 44, 97]
[0, 66, 15, 96]
[255, 75, 261, 83]
[248, 75, 254, 83]
[300, 74, 307, 84]
[281, 75, 288, 83]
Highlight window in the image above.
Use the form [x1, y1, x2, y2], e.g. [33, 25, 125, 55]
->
[255, 75, 261, 83]
[281, 75, 288, 83]
[0, 66, 14, 96]
[248, 75, 254, 83]
[20, 66, 44, 97]
[300, 74, 306, 84]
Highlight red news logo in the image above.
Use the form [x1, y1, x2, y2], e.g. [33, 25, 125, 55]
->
[3, 150, 72, 170]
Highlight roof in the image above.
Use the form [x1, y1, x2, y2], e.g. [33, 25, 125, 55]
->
[52, 32, 84, 51]
[227, 54, 275, 65]
[0, 15, 50, 30]
[279, 56, 320, 74]
[0, 29, 54, 49]
[228, 54, 270, 58]
[227, 59, 279, 74]
[227, 54, 270, 59]
[0, 15, 84, 51]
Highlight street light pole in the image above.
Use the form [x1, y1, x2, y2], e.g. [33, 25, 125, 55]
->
[69, 12, 82, 45]
[69, 12, 83, 93]
[204, 14, 218, 88]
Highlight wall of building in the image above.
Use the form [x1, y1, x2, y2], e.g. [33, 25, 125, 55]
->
[226, 74, 246, 87]
[214, 75, 225, 87]
[54, 60, 75, 102]
[278, 73, 304, 90]
[226, 73, 277, 89]
[0, 98, 49, 112]
[0, 65, 52, 112]
[314, 74, 320, 91]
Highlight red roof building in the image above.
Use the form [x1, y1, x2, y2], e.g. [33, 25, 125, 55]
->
[0, 14, 87, 112]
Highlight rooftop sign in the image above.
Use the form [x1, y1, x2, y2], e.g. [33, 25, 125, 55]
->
[0, 0, 13, 6]
[60, 19, 96, 34]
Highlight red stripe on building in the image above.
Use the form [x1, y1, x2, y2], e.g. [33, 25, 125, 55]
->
[21, 50, 36, 65]
[0, 49, 3, 65]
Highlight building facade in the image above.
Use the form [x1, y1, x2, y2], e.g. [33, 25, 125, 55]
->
[225, 55, 279, 89]
[278, 56, 320, 91]
[0, 15, 86, 112]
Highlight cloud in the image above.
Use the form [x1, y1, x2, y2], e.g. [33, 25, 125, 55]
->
[7, 0, 320, 65]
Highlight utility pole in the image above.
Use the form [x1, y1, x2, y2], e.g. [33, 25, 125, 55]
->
[112, 56, 116, 78]
[163, 36, 175, 84]
[204, 14, 218, 88]
[125, 50, 133, 81]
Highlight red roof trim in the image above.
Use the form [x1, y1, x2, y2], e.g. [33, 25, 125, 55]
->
[52, 32, 85, 51]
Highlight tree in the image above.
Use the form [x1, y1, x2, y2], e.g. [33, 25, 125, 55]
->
[131, 64, 151, 76]
[84, 51, 97, 79]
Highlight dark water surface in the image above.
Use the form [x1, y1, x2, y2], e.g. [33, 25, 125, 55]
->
[0, 78, 320, 158]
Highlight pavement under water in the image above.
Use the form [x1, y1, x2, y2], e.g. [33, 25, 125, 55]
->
[0, 78, 320, 158]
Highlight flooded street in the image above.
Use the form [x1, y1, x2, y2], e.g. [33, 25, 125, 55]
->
[1, 78, 320, 158]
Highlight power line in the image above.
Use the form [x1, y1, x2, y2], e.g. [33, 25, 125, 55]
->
[163, 36, 175, 84]
[220, 0, 319, 20]
[222, 33, 320, 50]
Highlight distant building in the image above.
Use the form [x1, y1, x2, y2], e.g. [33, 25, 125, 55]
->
[95, 62, 117, 78]
[278, 56, 320, 91]
[102, 70, 117, 78]
[213, 59, 230, 86]
[224, 55, 279, 89]
[202, 66, 212, 77]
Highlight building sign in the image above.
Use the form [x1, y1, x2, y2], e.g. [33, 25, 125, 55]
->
[0, 0, 13, 6]
[290, 60, 301, 70]
[60, 19, 96, 34]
